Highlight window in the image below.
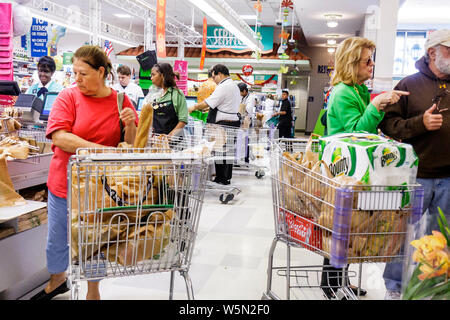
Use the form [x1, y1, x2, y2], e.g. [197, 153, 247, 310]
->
[393, 31, 427, 77]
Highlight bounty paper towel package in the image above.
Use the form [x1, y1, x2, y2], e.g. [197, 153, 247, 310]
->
[319, 133, 418, 186]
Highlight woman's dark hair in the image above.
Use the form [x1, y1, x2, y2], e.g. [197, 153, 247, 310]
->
[152, 63, 180, 89]
[117, 65, 131, 76]
[211, 64, 230, 77]
[38, 56, 56, 73]
[208, 69, 213, 78]
[72, 45, 113, 79]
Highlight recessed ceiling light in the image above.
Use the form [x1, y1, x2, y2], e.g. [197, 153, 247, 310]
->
[327, 47, 336, 53]
[114, 13, 132, 18]
[325, 14, 342, 28]
[327, 39, 337, 45]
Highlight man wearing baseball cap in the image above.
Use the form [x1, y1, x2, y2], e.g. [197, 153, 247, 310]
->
[379, 29, 450, 300]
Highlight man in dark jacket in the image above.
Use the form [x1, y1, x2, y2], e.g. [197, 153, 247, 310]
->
[379, 29, 450, 300]
[273, 90, 293, 138]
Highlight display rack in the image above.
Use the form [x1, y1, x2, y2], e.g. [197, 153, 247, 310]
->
[0, 124, 52, 300]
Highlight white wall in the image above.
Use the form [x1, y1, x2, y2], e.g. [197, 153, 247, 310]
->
[300, 46, 335, 134]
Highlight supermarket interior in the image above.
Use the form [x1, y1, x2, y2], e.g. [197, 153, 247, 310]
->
[0, 0, 449, 304]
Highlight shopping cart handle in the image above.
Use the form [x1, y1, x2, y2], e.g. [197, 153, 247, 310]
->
[83, 153, 200, 162]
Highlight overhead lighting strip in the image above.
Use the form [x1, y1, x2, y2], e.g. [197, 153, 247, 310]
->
[187, 0, 262, 51]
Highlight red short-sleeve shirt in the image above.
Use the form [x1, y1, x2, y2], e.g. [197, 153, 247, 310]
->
[46, 87, 139, 198]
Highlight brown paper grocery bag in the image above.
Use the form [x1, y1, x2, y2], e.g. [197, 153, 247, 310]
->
[0, 154, 26, 207]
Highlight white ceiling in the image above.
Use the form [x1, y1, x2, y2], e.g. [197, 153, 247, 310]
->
[25, 0, 450, 48]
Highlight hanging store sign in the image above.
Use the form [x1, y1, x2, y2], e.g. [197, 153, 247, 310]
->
[30, 18, 48, 58]
[156, 0, 166, 58]
[242, 64, 253, 77]
[200, 17, 207, 70]
[206, 26, 274, 52]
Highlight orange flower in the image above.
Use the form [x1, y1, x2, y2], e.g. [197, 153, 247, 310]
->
[411, 231, 449, 280]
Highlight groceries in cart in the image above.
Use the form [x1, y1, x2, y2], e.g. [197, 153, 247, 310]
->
[0, 135, 40, 159]
[275, 134, 421, 263]
[70, 162, 180, 266]
[319, 132, 418, 186]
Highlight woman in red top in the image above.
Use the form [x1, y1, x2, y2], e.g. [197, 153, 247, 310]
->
[31, 46, 138, 300]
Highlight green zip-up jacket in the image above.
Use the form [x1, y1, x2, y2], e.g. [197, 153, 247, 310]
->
[326, 82, 384, 135]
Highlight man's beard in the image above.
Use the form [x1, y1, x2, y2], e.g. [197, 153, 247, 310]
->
[435, 47, 450, 75]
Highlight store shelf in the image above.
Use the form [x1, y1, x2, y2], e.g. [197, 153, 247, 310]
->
[13, 73, 32, 78]
[0, 201, 46, 224]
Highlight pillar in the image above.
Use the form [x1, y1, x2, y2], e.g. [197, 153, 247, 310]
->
[372, 0, 400, 92]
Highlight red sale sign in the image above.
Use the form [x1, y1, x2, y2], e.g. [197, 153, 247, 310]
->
[242, 64, 253, 77]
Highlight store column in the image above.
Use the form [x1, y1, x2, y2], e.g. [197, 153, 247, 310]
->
[144, 15, 155, 51]
[372, 0, 400, 92]
[89, 0, 101, 46]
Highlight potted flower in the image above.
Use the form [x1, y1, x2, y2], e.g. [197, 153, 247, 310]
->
[403, 208, 449, 300]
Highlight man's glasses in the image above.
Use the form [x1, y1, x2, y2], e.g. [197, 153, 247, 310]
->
[432, 84, 449, 113]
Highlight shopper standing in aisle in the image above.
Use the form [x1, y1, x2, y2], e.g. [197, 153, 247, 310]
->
[237, 82, 256, 124]
[26, 56, 63, 98]
[323, 36, 409, 299]
[272, 90, 293, 138]
[262, 94, 276, 119]
[379, 29, 450, 300]
[112, 65, 144, 107]
[150, 63, 188, 136]
[30, 45, 138, 301]
[188, 64, 241, 185]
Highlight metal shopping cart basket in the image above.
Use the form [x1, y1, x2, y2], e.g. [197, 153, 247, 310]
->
[68, 148, 208, 300]
[262, 138, 424, 300]
[235, 126, 277, 179]
[178, 122, 246, 204]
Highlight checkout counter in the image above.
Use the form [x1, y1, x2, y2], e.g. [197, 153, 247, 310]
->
[0, 81, 54, 299]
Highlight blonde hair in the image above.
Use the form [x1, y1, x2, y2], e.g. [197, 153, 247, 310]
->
[331, 37, 376, 86]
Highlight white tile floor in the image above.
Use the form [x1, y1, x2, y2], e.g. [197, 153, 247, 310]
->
[53, 166, 391, 300]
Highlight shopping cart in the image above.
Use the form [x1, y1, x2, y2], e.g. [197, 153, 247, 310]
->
[235, 126, 277, 179]
[68, 147, 208, 300]
[262, 138, 424, 300]
[177, 122, 245, 204]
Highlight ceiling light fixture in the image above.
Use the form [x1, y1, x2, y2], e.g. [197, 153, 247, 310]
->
[327, 47, 336, 53]
[113, 13, 132, 18]
[188, 0, 261, 51]
[327, 39, 337, 45]
[325, 14, 342, 28]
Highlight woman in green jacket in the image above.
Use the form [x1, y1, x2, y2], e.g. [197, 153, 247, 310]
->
[326, 37, 409, 135]
[322, 37, 409, 299]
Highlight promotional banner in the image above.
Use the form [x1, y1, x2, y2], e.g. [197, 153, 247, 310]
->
[30, 18, 48, 58]
[199, 17, 207, 70]
[207, 26, 274, 52]
[156, 0, 166, 58]
[174, 60, 188, 96]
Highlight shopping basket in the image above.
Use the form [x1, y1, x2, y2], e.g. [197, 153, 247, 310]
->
[263, 138, 424, 300]
[68, 147, 208, 300]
